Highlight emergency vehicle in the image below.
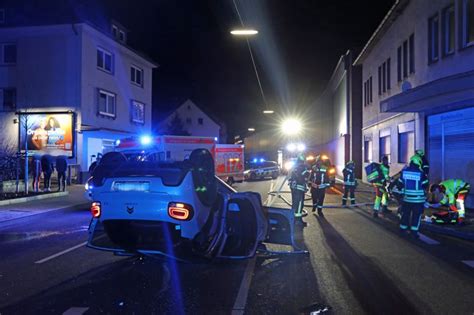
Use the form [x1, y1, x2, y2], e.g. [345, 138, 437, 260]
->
[117, 135, 244, 185]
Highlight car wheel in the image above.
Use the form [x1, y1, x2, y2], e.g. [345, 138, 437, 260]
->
[249, 172, 256, 181]
[272, 172, 278, 179]
[227, 177, 234, 186]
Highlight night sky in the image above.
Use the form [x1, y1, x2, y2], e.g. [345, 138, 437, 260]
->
[98, 0, 395, 138]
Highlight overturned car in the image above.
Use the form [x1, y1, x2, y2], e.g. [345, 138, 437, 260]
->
[87, 148, 302, 260]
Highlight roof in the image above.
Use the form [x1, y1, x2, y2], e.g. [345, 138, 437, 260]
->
[0, 0, 158, 67]
[159, 99, 224, 128]
[353, 0, 409, 66]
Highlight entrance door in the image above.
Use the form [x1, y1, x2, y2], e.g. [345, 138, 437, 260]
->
[428, 107, 474, 208]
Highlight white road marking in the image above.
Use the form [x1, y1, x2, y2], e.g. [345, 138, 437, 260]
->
[418, 233, 440, 245]
[462, 260, 474, 268]
[62, 307, 89, 315]
[265, 181, 275, 206]
[35, 241, 87, 264]
[232, 256, 257, 315]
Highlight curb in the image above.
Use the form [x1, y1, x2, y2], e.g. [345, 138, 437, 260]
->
[0, 191, 69, 206]
[0, 202, 89, 224]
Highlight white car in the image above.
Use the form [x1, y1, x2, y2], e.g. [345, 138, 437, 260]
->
[87, 149, 278, 260]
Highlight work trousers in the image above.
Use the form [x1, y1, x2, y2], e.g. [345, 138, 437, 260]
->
[58, 171, 67, 191]
[291, 189, 305, 218]
[342, 185, 355, 205]
[400, 202, 424, 233]
[311, 187, 326, 212]
[374, 185, 388, 212]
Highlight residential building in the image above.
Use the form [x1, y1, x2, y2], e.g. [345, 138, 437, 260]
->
[313, 50, 363, 177]
[0, 4, 157, 182]
[158, 99, 223, 142]
[355, 0, 474, 206]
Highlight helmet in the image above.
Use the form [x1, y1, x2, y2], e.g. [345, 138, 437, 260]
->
[381, 155, 389, 165]
[346, 160, 354, 166]
[415, 149, 424, 157]
[409, 154, 423, 168]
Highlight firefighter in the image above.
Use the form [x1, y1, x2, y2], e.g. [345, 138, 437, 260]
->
[396, 155, 429, 238]
[309, 155, 331, 216]
[414, 149, 429, 176]
[373, 155, 390, 218]
[429, 179, 470, 224]
[342, 160, 357, 206]
[288, 153, 310, 223]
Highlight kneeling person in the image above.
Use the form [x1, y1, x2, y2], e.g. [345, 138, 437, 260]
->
[430, 179, 470, 224]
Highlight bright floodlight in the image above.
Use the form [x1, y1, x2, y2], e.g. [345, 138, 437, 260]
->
[263, 110, 274, 114]
[230, 29, 258, 36]
[281, 118, 303, 136]
[140, 135, 152, 145]
[297, 143, 306, 151]
[286, 143, 297, 152]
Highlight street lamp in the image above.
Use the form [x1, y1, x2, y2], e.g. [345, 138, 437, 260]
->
[248, 127, 255, 132]
[262, 110, 274, 114]
[281, 118, 303, 136]
[230, 29, 258, 36]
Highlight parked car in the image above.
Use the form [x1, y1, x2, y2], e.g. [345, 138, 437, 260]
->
[244, 160, 280, 180]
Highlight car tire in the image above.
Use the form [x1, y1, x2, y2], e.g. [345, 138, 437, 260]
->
[227, 177, 234, 186]
[249, 172, 256, 181]
[272, 172, 278, 179]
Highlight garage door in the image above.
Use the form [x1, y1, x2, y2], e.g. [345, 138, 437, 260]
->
[428, 107, 474, 208]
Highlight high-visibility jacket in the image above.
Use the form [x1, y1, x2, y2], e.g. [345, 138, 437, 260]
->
[342, 166, 357, 186]
[309, 165, 331, 189]
[440, 179, 470, 208]
[289, 163, 309, 192]
[397, 164, 428, 203]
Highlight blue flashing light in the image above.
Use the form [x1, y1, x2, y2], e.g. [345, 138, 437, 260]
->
[140, 135, 152, 145]
[115, 139, 121, 146]
[260, 158, 265, 163]
[252, 158, 258, 163]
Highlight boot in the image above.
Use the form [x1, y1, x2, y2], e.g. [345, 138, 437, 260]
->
[317, 208, 324, 216]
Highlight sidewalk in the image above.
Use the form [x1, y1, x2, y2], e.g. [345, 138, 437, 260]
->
[0, 185, 89, 223]
[338, 181, 474, 241]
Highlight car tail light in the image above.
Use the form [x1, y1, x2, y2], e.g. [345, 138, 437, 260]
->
[168, 202, 193, 221]
[90, 202, 101, 218]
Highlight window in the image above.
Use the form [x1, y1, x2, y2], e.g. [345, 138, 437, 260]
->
[461, 0, 474, 47]
[397, 34, 415, 81]
[409, 34, 415, 73]
[443, 5, 455, 55]
[131, 100, 145, 124]
[0, 88, 16, 110]
[186, 118, 192, 124]
[398, 121, 415, 163]
[119, 30, 126, 43]
[378, 58, 391, 95]
[386, 58, 391, 89]
[98, 89, 116, 117]
[130, 65, 143, 87]
[102, 139, 116, 154]
[429, 14, 440, 63]
[382, 62, 386, 93]
[1, 43, 16, 64]
[364, 138, 373, 163]
[363, 76, 373, 106]
[379, 130, 391, 162]
[0, 9, 5, 24]
[112, 25, 118, 39]
[198, 118, 203, 125]
[378, 66, 382, 95]
[97, 48, 113, 73]
[397, 46, 402, 82]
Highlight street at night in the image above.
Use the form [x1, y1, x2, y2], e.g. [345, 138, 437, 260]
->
[1, 179, 474, 314]
[1, 0, 474, 314]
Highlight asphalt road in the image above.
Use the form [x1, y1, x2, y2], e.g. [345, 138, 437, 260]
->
[1, 177, 474, 314]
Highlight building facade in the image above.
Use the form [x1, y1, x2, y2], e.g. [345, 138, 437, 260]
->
[313, 50, 363, 177]
[355, 0, 474, 206]
[0, 20, 157, 181]
[158, 99, 223, 142]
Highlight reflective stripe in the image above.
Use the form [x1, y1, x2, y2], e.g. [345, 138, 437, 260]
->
[400, 224, 408, 230]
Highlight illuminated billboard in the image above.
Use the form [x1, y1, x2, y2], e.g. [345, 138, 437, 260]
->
[19, 112, 75, 157]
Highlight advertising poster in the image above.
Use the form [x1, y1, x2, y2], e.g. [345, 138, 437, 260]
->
[19, 113, 74, 157]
